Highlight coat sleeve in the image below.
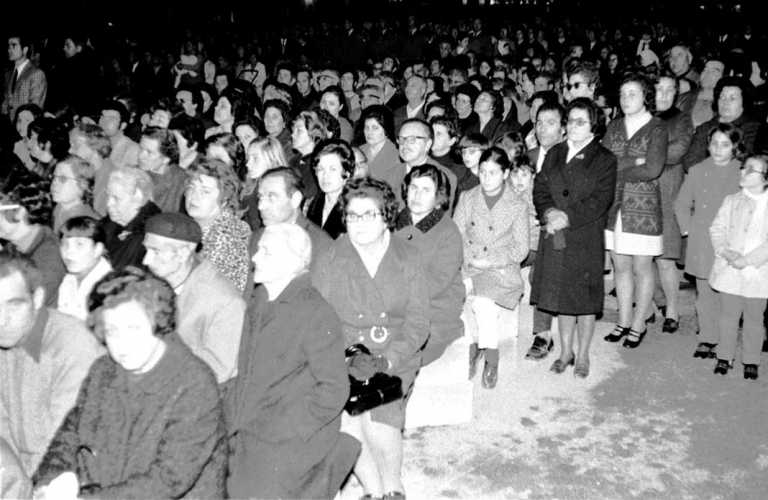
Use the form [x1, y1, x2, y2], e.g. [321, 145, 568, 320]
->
[674, 170, 695, 236]
[385, 254, 430, 372]
[427, 223, 464, 298]
[562, 152, 618, 231]
[452, 194, 472, 272]
[201, 296, 246, 384]
[533, 149, 558, 223]
[682, 123, 709, 172]
[708, 195, 731, 256]
[666, 113, 694, 166]
[295, 303, 349, 442]
[29, 69, 48, 109]
[619, 122, 668, 182]
[86, 376, 225, 499]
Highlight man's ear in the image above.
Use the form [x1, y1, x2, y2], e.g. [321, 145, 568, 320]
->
[32, 286, 45, 311]
[290, 191, 303, 210]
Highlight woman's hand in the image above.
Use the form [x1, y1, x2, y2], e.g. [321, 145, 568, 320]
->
[635, 157, 646, 166]
[470, 258, 493, 270]
[720, 249, 742, 263]
[545, 209, 569, 234]
[731, 256, 749, 269]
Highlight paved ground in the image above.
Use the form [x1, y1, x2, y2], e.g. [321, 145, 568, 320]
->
[345, 286, 768, 500]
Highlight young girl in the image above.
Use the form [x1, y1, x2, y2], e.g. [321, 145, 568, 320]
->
[674, 123, 743, 360]
[454, 147, 529, 389]
[708, 155, 768, 379]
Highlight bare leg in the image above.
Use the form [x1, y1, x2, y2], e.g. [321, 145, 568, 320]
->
[363, 417, 404, 495]
[342, 412, 384, 497]
[575, 314, 596, 363]
[631, 255, 655, 332]
[556, 314, 576, 362]
[656, 258, 680, 320]
[611, 252, 634, 327]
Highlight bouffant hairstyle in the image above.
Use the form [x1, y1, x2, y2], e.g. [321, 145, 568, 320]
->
[341, 177, 399, 229]
[713, 76, 753, 115]
[355, 104, 395, 146]
[187, 157, 242, 211]
[619, 73, 656, 114]
[312, 139, 356, 180]
[88, 266, 176, 341]
[402, 164, 451, 212]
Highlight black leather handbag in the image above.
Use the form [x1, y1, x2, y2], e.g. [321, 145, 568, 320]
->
[344, 344, 403, 416]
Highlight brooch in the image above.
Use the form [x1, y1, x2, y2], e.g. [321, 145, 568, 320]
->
[370, 326, 390, 343]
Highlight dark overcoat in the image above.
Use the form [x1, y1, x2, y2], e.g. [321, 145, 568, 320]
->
[530, 140, 617, 315]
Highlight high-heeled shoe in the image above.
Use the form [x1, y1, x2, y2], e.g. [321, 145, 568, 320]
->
[744, 364, 758, 380]
[662, 318, 679, 334]
[604, 324, 630, 342]
[550, 356, 574, 374]
[623, 328, 646, 348]
[574, 359, 590, 378]
[714, 359, 730, 375]
[693, 342, 717, 359]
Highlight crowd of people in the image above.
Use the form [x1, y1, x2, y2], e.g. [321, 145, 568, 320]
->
[1, 9, 768, 500]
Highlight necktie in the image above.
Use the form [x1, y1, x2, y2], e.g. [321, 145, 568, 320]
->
[11, 68, 19, 92]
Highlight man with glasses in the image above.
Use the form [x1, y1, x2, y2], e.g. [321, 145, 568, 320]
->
[397, 119, 458, 210]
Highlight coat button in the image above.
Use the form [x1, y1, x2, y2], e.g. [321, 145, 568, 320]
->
[483, 246, 488, 251]
[407, 234, 413, 240]
[562, 189, 569, 196]
[489, 226, 493, 231]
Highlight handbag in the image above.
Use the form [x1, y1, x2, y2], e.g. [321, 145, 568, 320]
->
[344, 344, 403, 416]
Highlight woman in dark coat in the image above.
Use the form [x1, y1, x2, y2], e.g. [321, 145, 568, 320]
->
[601, 74, 668, 349]
[313, 177, 430, 500]
[652, 72, 694, 333]
[531, 98, 617, 378]
[304, 139, 353, 239]
[32, 267, 227, 499]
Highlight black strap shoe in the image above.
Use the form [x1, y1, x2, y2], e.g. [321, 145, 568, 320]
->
[525, 335, 554, 360]
[604, 325, 629, 342]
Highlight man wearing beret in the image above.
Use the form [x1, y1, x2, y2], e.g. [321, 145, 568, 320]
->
[227, 223, 359, 499]
[142, 212, 245, 385]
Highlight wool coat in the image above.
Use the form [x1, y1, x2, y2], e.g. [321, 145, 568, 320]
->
[394, 209, 465, 365]
[453, 183, 530, 309]
[305, 194, 347, 239]
[530, 140, 617, 315]
[602, 116, 668, 236]
[361, 139, 404, 197]
[2, 62, 47, 118]
[100, 201, 161, 269]
[32, 341, 227, 499]
[227, 274, 358, 499]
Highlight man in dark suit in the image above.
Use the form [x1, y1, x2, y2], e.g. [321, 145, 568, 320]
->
[227, 223, 359, 499]
[393, 75, 427, 132]
[2, 35, 47, 121]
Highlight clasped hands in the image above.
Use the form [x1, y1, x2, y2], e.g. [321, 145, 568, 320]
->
[545, 208, 569, 235]
[347, 351, 389, 381]
[720, 248, 749, 269]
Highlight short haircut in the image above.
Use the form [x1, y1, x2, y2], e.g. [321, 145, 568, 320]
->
[479, 146, 512, 171]
[458, 133, 490, 150]
[262, 99, 293, 128]
[341, 177, 399, 229]
[261, 223, 312, 272]
[744, 154, 768, 181]
[713, 76, 753, 114]
[76, 122, 112, 159]
[619, 73, 655, 113]
[510, 154, 535, 175]
[0, 247, 43, 295]
[430, 115, 459, 139]
[14, 103, 43, 128]
[566, 97, 600, 133]
[356, 104, 395, 144]
[494, 131, 525, 161]
[88, 266, 176, 340]
[0, 178, 53, 226]
[187, 157, 241, 211]
[175, 84, 204, 115]
[536, 100, 566, 125]
[169, 114, 205, 150]
[454, 83, 480, 104]
[59, 215, 105, 243]
[567, 61, 600, 87]
[108, 166, 154, 202]
[101, 100, 130, 124]
[313, 139, 356, 179]
[141, 126, 180, 165]
[402, 164, 450, 211]
[708, 122, 746, 160]
[260, 166, 305, 197]
[29, 117, 70, 161]
[399, 118, 433, 142]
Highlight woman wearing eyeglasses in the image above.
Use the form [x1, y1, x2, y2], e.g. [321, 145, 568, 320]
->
[602, 74, 668, 349]
[531, 98, 617, 378]
[50, 155, 98, 234]
[313, 177, 430, 500]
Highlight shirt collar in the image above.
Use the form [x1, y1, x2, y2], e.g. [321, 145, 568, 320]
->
[21, 307, 49, 362]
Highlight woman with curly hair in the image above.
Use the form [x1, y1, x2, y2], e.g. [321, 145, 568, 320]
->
[185, 157, 251, 292]
[32, 267, 227, 499]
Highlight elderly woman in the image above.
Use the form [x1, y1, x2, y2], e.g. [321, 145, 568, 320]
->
[313, 177, 430, 500]
[241, 136, 288, 230]
[50, 155, 98, 232]
[289, 109, 338, 200]
[602, 74, 668, 348]
[531, 98, 617, 378]
[185, 157, 251, 292]
[357, 105, 401, 193]
[394, 164, 464, 365]
[68, 123, 114, 216]
[32, 267, 227, 499]
[454, 147, 529, 388]
[652, 72, 694, 333]
[305, 139, 355, 239]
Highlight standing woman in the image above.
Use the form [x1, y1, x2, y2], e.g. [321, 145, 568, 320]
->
[313, 178, 430, 500]
[602, 74, 668, 348]
[652, 72, 694, 332]
[305, 139, 354, 239]
[531, 98, 617, 377]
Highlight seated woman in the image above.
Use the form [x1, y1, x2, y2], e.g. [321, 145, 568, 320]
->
[241, 136, 288, 230]
[289, 109, 340, 201]
[28, 117, 70, 181]
[262, 99, 294, 163]
[313, 177, 430, 500]
[454, 147, 529, 389]
[12, 103, 43, 170]
[205, 132, 247, 182]
[50, 156, 98, 233]
[320, 85, 354, 143]
[205, 87, 251, 139]
[305, 139, 355, 239]
[394, 164, 464, 365]
[185, 157, 251, 292]
[357, 105, 401, 195]
[32, 267, 227, 499]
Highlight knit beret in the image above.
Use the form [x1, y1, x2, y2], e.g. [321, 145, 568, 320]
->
[145, 213, 202, 244]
